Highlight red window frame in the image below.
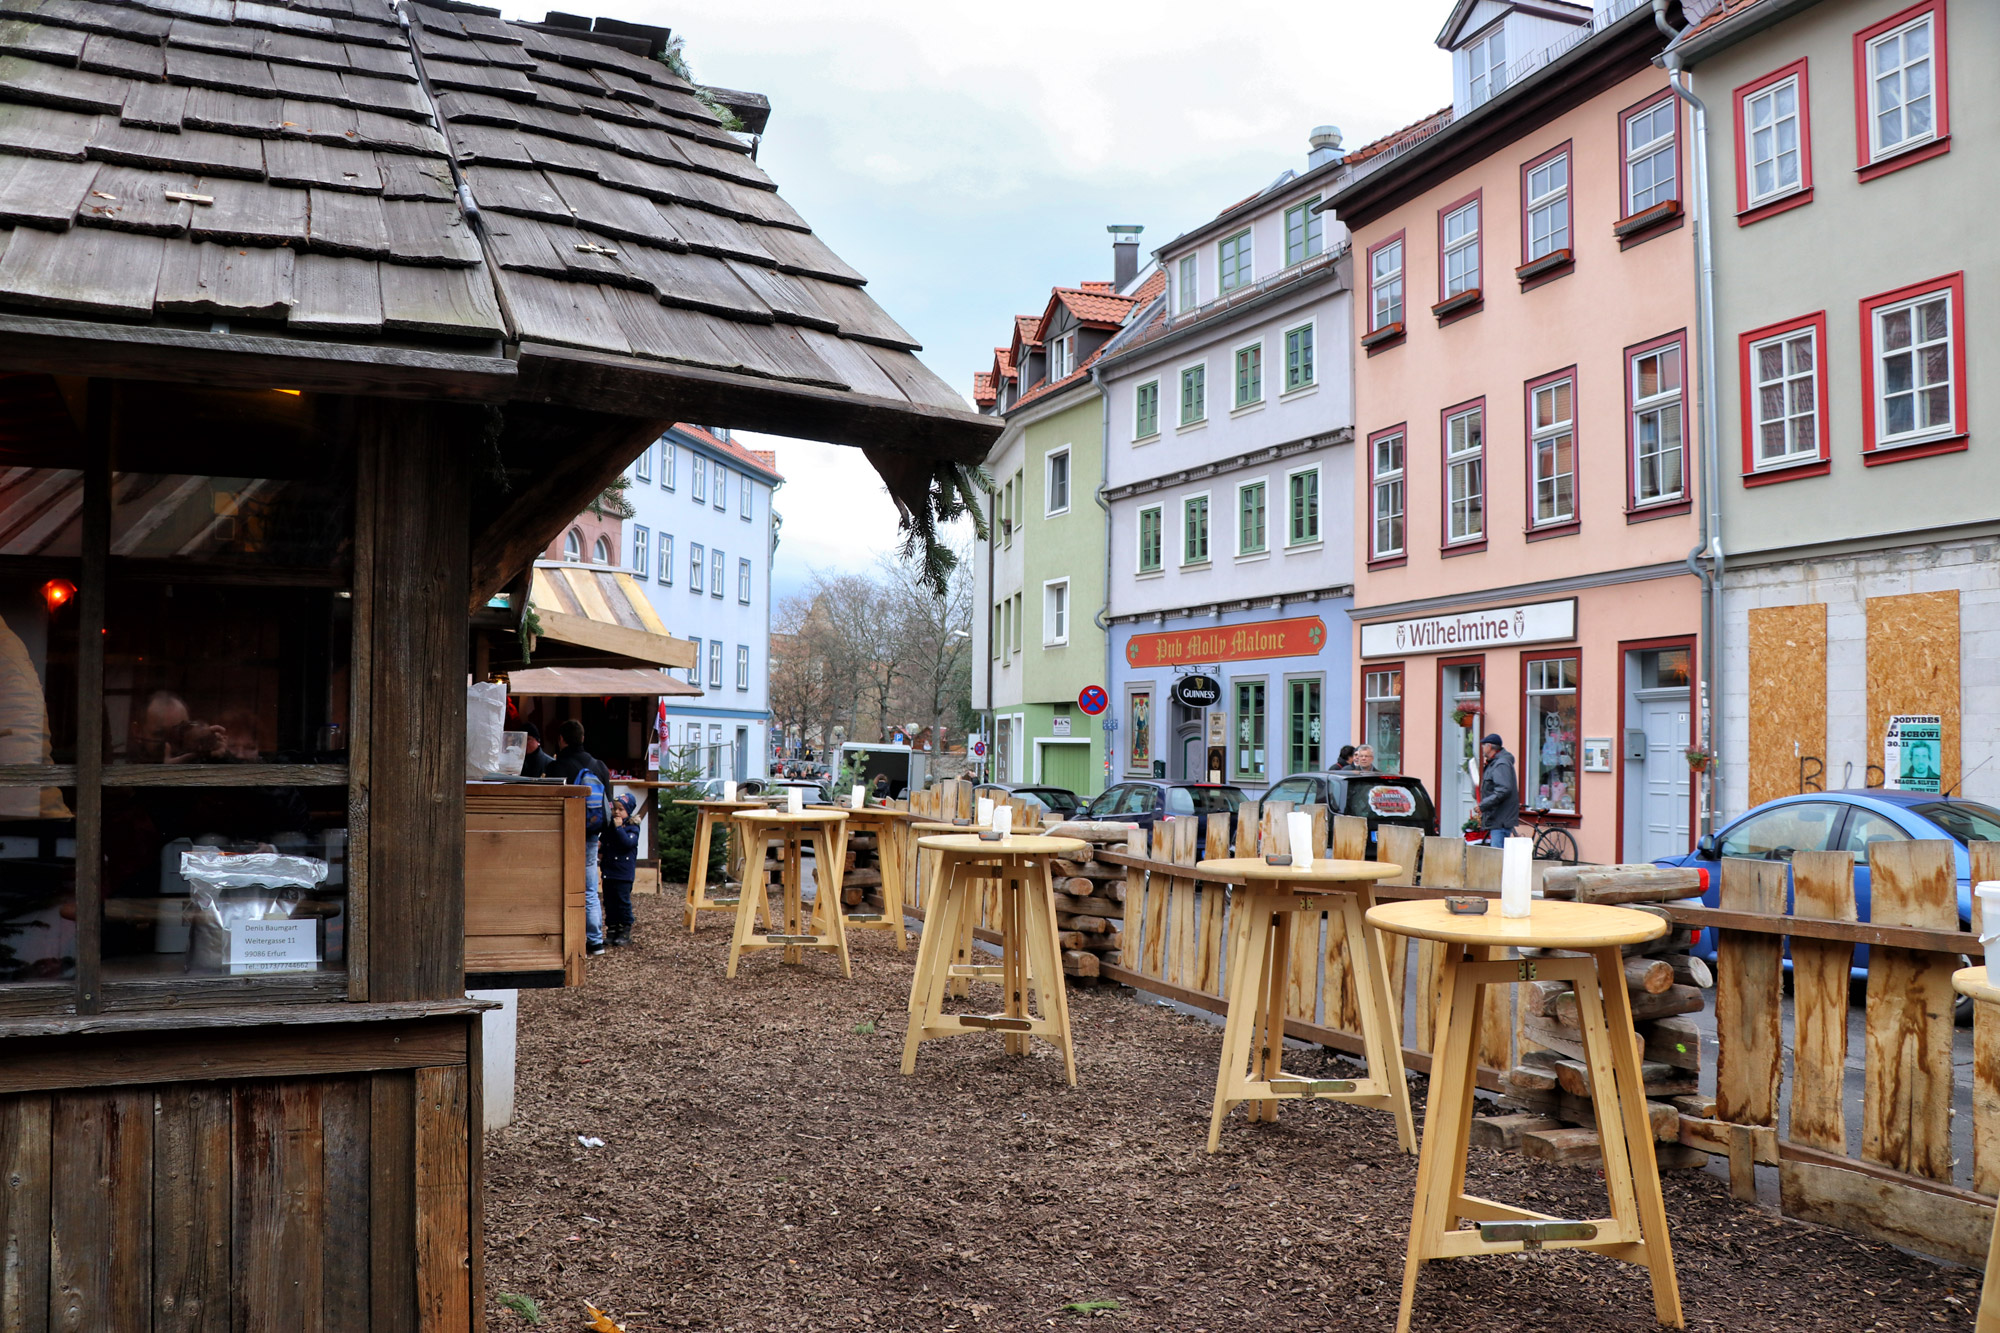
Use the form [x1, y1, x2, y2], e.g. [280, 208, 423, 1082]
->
[1737, 310, 1831, 486]
[1434, 188, 1483, 320]
[1359, 661, 1406, 777]
[1623, 328, 1691, 519]
[1615, 87, 1683, 238]
[1363, 229, 1408, 349]
[1523, 365, 1580, 540]
[1519, 646, 1582, 823]
[1439, 396, 1488, 556]
[1853, 0, 1950, 181]
[1517, 140, 1575, 289]
[1732, 58, 1814, 225]
[1366, 422, 1410, 570]
[1858, 271, 1968, 464]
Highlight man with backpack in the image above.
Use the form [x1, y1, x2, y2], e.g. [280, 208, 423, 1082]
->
[548, 719, 612, 956]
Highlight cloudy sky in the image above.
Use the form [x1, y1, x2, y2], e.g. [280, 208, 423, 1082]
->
[499, 1, 1454, 598]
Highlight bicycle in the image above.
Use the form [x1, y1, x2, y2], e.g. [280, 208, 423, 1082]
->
[1517, 807, 1578, 866]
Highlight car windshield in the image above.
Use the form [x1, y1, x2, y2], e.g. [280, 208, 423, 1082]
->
[1910, 801, 2000, 845]
[1179, 786, 1244, 816]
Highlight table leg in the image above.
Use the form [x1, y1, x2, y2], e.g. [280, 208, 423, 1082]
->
[1022, 858, 1076, 1087]
[881, 821, 908, 950]
[816, 825, 852, 979]
[1350, 889, 1417, 1154]
[1590, 944, 1683, 1328]
[1443, 945, 1491, 1227]
[1398, 943, 1473, 1333]
[1001, 871, 1027, 1057]
[687, 811, 712, 932]
[1208, 883, 1264, 1152]
[783, 830, 805, 965]
[903, 854, 969, 1075]
[724, 824, 765, 979]
[1257, 900, 1291, 1122]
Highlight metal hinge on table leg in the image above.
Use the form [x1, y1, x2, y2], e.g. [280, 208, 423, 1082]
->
[1515, 960, 1538, 981]
[1477, 1220, 1597, 1250]
[1268, 1077, 1357, 1098]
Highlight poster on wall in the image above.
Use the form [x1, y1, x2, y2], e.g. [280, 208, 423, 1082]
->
[1884, 714, 1943, 793]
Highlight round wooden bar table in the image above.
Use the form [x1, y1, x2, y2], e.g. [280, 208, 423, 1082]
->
[903, 833, 1086, 1086]
[1367, 898, 1682, 1333]
[1952, 967, 2000, 1333]
[809, 805, 912, 950]
[1194, 857, 1414, 1154]
[725, 809, 851, 979]
[675, 798, 767, 932]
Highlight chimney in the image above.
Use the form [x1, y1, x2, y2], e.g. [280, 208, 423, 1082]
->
[1308, 125, 1344, 169]
[1107, 224, 1144, 290]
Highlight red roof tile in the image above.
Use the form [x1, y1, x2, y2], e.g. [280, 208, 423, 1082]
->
[1049, 286, 1140, 330]
[1129, 268, 1167, 306]
[1343, 107, 1454, 165]
[1013, 315, 1043, 349]
[1009, 344, 1109, 412]
[993, 346, 1016, 381]
[1675, 0, 1770, 42]
[1078, 281, 1115, 292]
[972, 371, 997, 406]
[675, 423, 784, 482]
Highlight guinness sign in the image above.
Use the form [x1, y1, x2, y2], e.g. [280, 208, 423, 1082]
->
[1173, 674, 1222, 708]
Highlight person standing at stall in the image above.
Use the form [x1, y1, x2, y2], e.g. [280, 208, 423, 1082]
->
[519, 720, 555, 778]
[600, 792, 640, 947]
[1477, 733, 1519, 847]
[549, 720, 612, 955]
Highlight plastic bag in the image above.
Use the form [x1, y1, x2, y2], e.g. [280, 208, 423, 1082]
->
[181, 849, 328, 974]
[466, 679, 508, 778]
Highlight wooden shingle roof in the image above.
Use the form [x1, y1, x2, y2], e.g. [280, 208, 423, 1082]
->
[0, 0, 992, 459]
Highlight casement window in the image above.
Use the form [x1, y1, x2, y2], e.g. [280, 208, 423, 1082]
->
[1861, 274, 1965, 457]
[1126, 687, 1153, 774]
[562, 528, 581, 561]
[634, 444, 652, 483]
[690, 541, 705, 593]
[712, 467, 726, 511]
[1012, 593, 1022, 652]
[1177, 254, 1198, 312]
[1234, 680, 1267, 782]
[1859, 5, 1947, 170]
[1288, 678, 1323, 773]
[658, 533, 674, 584]
[1044, 579, 1069, 645]
[663, 442, 676, 490]
[1000, 477, 1014, 547]
[1045, 446, 1071, 515]
[1369, 238, 1404, 331]
[1283, 323, 1315, 393]
[1443, 405, 1485, 546]
[1522, 653, 1580, 814]
[1237, 480, 1267, 555]
[1524, 151, 1569, 261]
[1466, 25, 1506, 108]
[736, 645, 750, 691]
[1050, 331, 1076, 380]
[1739, 67, 1808, 212]
[1183, 493, 1210, 565]
[1134, 380, 1160, 439]
[1287, 466, 1320, 546]
[1362, 668, 1403, 775]
[737, 557, 751, 603]
[1623, 95, 1677, 215]
[1740, 313, 1828, 475]
[1180, 364, 1206, 426]
[992, 603, 1002, 659]
[1370, 430, 1405, 559]
[1441, 199, 1480, 299]
[1284, 196, 1323, 266]
[740, 477, 751, 520]
[1219, 228, 1253, 292]
[1234, 343, 1263, 408]
[632, 524, 650, 578]
[708, 640, 723, 690]
[592, 536, 611, 564]
[1530, 376, 1577, 528]
[1629, 338, 1685, 505]
[1137, 504, 1163, 573]
[691, 455, 707, 503]
[709, 548, 724, 598]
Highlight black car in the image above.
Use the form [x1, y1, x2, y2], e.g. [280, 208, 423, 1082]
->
[974, 782, 1083, 819]
[1263, 771, 1439, 845]
[1079, 781, 1247, 855]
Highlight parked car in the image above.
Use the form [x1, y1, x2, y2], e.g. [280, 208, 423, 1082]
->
[1653, 789, 2000, 1021]
[1078, 781, 1247, 856]
[691, 777, 767, 800]
[974, 782, 1083, 820]
[1264, 771, 1439, 848]
[767, 778, 831, 808]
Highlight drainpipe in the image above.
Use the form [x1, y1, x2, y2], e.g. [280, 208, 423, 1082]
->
[984, 478, 996, 785]
[1091, 362, 1114, 789]
[1656, 0, 1724, 837]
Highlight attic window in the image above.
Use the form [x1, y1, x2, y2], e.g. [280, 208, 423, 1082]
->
[1219, 229, 1253, 293]
[1467, 25, 1507, 108]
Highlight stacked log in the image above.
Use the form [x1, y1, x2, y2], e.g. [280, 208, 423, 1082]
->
[1491, 864, 1714, 1171]
[837, 830, 885, 911]
[1044, 820, 1142, 980]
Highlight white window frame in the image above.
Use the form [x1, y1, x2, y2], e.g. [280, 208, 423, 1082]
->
[1873, 288, 1956, 446]
[1285, 463, 1321, 548]
[1630, 343, 1685, 504]
[633, 443, 652, 484]
[1744, 75, 1803, 206]
[1043, 577, 1070, 646]
[1466, 23, 1506, 108]
[592, 535, 611, 565]
[632, 524, 649, 578]
[662, 442, 676, 490]
[691, 454, 706, 503]
[1749, 325, 1821, 469]
[737, 556, 752, 604]
[1624, 98, 1677, 215]
[1442, 200, 1479, 298]
[1866, 13, 1938, 162]
[1282, 320, 1316, 394]
[740, 476, 752, 520]
[1236, 477, 1268, 557]
[689, 541, 705, 593]
[1219, 227, 1253, 292]
[658, 532, 673, 585]
[1179, 362, 1206, 427]
[1525, 153, 1570, 261]
[1177, 254, 1198, 312]
[1371, 433, 1405, 558]
[1444, 406, 1485, 545]
[1370, 239, 1404, 330]
[712, 466, 726, 511]
[1044, 445, 1072, 516]
[1531, 378, 1576, 527]
[736, 644, 750, 691]
[562, 527, 581, 562]
[1136, 503, 1164, 574]
[1133, 379, 1161, 440]
[1283, 195, 1323, 267]
[1181, 491, 1211, 567]
[1232, 340, 1263, 410]
[709, 548, 724, 598]
[708, 641, 723, 690]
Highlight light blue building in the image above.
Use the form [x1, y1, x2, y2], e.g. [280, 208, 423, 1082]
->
[622, 424, 783, 781]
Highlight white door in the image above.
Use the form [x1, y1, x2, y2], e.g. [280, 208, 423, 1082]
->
[1441, 664, 1483, 835]
[1640, 696, 1691, 859]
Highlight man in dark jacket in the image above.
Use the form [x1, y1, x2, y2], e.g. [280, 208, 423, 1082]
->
[548, 720, 613, 954]
[1477, 733, 1520, 846]
[519, 720, 555, 778]
[600, 792, 640, 947]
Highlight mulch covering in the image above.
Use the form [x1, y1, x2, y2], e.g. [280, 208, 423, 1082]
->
[485, 895, 1981, 1331]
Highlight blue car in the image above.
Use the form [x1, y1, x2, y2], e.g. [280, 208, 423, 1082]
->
[1654, 789, 2000, 1019]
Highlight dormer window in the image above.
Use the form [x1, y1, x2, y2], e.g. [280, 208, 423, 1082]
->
[1219, 228, 1253, 293]
[1178, 254, 1198, 312]
[1467, 25, 1506, 108]
[1051, 331, 1077, 380]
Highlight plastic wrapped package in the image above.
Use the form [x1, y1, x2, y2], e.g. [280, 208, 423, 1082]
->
[466, 680, 507, 778]
[180, 848, 329, 975]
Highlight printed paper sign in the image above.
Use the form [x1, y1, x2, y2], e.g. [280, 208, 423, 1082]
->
[229, 919, 319, 974]
[1884, 714, 1943, 793]
[1366, 786, 1416, 818]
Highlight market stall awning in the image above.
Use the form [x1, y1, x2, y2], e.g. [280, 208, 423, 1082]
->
[529, 563, 697, 670]
[505, 667, 701, 698]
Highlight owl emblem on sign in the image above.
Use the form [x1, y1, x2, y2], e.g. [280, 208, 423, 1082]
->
[1514, 609, 1526, 636]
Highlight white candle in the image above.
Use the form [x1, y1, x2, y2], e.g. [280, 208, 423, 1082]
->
[993, 805, 1013, 839]
[722, 780, 736, 803]
[1501, 836, 1533, 918]
[976, 796, 994, 827]
[786, 786, 802, 815]
[850, 784, 865, 809]
[1287, 811, 1315, 873]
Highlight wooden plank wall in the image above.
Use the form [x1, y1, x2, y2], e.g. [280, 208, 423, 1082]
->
[1746, 603, 1828, 808]
[1866, 590, 1960, 796]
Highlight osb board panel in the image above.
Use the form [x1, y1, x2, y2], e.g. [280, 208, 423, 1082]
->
[1867, 590, 1960, 795]
[1747, 603, 1827, 808]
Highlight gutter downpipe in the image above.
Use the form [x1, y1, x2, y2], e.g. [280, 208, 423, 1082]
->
[1091, 361, 1114, 791]
[1656, 0, 1724, 837]
[983, 452, 997, 786]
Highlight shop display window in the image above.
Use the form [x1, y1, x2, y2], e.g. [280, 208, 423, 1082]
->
[1126, 688, 1152, 775]
[1363, 668, 1403, 775]
[1524, 653, 1579, 813]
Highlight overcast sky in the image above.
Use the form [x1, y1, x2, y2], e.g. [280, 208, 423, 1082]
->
[499, 1, 1454, 599]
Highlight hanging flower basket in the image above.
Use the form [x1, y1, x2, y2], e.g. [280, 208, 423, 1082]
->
[1685, 746, 1715, 773]
[1450, 706, 1479, 729]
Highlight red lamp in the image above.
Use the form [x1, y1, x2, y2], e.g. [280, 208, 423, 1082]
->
[41, 579, 74, 613]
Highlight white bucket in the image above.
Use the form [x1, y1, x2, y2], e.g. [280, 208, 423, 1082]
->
[1977, 881, 2000, 985]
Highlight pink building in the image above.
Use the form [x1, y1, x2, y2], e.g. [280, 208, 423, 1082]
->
[1326, 2, 1701, 864]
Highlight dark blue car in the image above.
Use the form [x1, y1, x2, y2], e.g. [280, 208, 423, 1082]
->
[1654, 789, 2000, 1018]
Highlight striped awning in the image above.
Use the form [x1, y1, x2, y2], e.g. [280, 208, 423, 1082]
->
[528, 562, 697, 671]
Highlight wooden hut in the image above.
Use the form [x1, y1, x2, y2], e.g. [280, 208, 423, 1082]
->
[0, 3, 996, 1328]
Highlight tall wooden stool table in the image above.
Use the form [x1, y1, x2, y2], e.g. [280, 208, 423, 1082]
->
[725, 809, 851, 979]
[911, 818, 982, 995]
[811, 805, 911, 950]
[1195, 856, 1416, 1154]
[677, 798, 767, 933]
[1953, 967, 2000, 1333]
[903, 832, 1085, 1085]
[1368, 898, 1682, 1333]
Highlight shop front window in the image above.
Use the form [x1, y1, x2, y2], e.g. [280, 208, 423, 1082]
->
[1525, 654, 1579, 814]
[1288, 678, 1322, 774]
[1364, 669, 1402, 775]
[1234, 681, 1266, 783]
[1127, 688, 1152, 775]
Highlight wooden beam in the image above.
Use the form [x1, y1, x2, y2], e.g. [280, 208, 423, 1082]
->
[530, 608, 697, 669]
[1659, 902, 1977, 955]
